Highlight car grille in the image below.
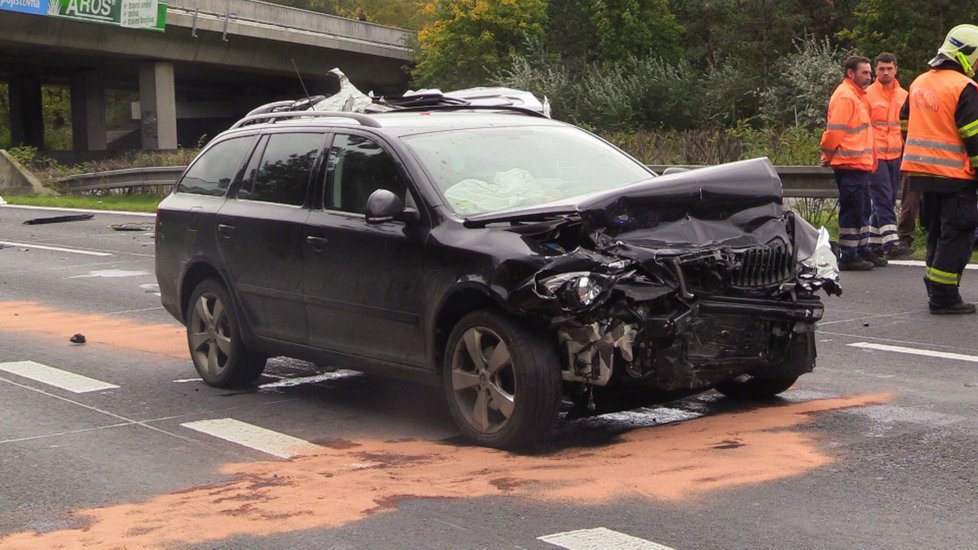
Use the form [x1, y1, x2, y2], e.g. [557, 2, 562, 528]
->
[729, 242, 794, 288]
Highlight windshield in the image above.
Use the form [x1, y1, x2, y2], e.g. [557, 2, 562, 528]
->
[402, 125, 654, 216]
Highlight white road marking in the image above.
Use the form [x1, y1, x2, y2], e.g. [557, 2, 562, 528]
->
[539, 527, 676, 550]
[172, 377, 202, 383]
[0, 241, 113, 257]
[181, 418, 320, 459]
[888, 259, 978, 271]
[0, 204, 156, 217]
[0, 361, 119, 393]
[849, 342, 978, 363]
[69, 269, 150, 279]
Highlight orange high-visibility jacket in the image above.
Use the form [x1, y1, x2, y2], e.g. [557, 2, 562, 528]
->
[901, 70, 978, 179]
[820, 78, 876, 171]
[866, 79, 908, 161]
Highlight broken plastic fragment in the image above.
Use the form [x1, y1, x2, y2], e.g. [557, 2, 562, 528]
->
[109, 223, 153, 231]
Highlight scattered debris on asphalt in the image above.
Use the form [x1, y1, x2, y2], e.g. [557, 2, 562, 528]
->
[70, 333, 87, 344]
[110, 222, 154, 231]
[23, 214, 95, 225]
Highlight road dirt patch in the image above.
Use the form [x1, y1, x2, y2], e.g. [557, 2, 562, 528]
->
[0, 301, 187, 359]
[0, 393, 891, 549]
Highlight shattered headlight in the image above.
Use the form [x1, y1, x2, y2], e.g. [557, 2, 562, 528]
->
[539, 272, 609, 307]
[797, 226, 841, 295]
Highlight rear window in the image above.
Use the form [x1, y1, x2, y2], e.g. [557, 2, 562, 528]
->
[176, 137, 253, 196]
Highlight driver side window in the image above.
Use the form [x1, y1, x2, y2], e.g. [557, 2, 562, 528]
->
[324, 134, 408, 214]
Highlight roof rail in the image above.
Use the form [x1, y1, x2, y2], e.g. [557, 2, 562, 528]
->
[230, 111, 382, 129]
[382, 103, 548, 118]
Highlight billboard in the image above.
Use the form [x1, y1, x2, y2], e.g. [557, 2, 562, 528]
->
[0, 0, 167, 30]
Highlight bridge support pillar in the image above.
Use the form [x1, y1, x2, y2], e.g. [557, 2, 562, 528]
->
[139, 61, 177, 150]
[8, 75, 44, 148]
[71, 70, 107, 154]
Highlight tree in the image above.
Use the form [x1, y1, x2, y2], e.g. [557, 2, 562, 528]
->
[840, 0, 978, 78]
[543, 0, 597, 71]
[412, 0, 547, 89]
[590, 0, 682, 63]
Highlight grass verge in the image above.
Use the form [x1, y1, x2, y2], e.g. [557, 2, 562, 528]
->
[3, 194, 162, 213]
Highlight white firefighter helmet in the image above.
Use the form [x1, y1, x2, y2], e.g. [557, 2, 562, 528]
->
[930, 24, 978, 76]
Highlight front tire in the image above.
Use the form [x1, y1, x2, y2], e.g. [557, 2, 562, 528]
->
[186, 279, 266, 387]
[443, 310, 562, 450]
[715, 373, 798, 399]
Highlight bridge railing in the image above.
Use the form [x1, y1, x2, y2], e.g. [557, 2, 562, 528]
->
[56, 164, 840, 197]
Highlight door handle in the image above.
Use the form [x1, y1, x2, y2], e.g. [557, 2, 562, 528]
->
[306, 235, 328, 251]
[217, 224, 234, 237]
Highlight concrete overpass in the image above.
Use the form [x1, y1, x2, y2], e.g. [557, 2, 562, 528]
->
[0, 0, 414, 157]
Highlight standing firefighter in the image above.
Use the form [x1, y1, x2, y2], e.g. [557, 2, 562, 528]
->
[900, 25, 978, 314]
[821, 55, 880, 271]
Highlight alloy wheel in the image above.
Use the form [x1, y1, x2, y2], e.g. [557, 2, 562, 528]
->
[189, 292, 232, 379]
[449, 326, 517, 435]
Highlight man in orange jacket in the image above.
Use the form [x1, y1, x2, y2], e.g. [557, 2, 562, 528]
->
[900, 25, 978, 314]
[866, 52, 913, 260]
[821, 55, 879, 271]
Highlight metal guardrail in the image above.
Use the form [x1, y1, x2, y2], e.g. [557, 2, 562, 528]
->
[56, 164, 840, 198]
[647, 165, 837, 198]
[56, 166, 187, 193]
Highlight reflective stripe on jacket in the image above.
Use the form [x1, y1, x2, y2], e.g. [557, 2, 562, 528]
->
[901, 70, 977, 179]
[820, 78, 876, 171]
[866, 79, 908, 160]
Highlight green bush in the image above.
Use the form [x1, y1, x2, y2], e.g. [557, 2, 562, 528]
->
[759, 35, 842, 128]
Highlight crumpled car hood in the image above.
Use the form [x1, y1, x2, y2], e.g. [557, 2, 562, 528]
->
[466, 157, 785, 249]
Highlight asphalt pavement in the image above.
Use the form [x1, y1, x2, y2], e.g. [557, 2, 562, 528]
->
[0, 204, 976, 550]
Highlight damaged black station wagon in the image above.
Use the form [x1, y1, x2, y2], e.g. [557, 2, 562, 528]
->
[156, 88, 841, 449]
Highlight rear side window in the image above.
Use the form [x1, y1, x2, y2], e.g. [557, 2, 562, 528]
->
[176, 137, 252, 196]
[324, 134, 408, 214]
[238, 133, 324, 206]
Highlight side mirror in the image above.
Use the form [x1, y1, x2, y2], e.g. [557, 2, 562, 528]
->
[365, 189, 418, 224]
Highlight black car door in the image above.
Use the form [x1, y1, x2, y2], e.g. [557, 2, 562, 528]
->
[302, 131, 428, 366]
[215, 131, 325, 344]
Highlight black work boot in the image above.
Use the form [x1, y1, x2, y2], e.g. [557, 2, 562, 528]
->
[860, 250, 888, 267]
[840, 257, 874, 271]
[929, 302, 977, 314]
[928, 281, 975, 314]
[884, 243, 915, 260]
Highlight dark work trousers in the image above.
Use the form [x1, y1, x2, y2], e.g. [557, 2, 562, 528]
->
[920, 187, 978, 306]
[868, 158, 901, 252]
[834, 169, 872, 262]
[897, 175, 921, 246]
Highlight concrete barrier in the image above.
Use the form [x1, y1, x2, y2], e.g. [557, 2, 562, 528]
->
[0, 150, 48, 196]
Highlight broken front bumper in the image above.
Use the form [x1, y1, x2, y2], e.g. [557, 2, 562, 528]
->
[557, 293, 822, 392]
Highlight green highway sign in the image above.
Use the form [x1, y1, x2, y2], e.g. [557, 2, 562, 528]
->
[47, 0, 167, 31]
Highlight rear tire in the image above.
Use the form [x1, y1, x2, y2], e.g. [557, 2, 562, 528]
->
[715, 373, 798, 399]
[443, 310, 562, 450]
[186, 279, 266, 387]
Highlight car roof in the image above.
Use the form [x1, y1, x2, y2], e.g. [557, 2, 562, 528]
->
[219, 109, 570, 141]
